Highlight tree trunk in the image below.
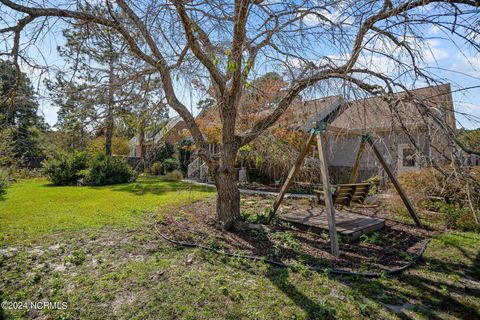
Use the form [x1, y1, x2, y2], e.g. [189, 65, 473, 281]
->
[214, 168, 241, 230]
[138, 117, 146, 159]
[212, 138, 241, 230]
[105, 105, 114, 157]
[105, 37, 115, 157]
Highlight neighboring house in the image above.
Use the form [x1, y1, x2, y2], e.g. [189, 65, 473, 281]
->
[297, 84, 456, 182]
[187, 83, 457, 183]
[129, 116, 189, 157]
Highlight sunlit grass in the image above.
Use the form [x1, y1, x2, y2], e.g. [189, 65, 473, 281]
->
[0, 176, 214, 245]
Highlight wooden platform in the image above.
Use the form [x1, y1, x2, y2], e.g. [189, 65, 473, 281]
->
[280, 207, 385, 241]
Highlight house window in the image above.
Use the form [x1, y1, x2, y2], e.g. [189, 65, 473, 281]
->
[398, 144, 418, 170]
[402, 148, 416, 167]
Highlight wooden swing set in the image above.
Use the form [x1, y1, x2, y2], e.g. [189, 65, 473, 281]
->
[267, 97, 423, 257]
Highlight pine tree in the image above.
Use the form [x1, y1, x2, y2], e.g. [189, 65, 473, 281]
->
[47, 6, 167, 156]
[0, 60, 46, 165]
[46, 4, 141, 156]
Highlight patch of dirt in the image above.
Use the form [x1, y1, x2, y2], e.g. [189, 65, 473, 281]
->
[112, 292, 136, 316]
[156, 195, 434, 272]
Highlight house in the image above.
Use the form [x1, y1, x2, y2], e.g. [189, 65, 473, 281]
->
[187, 83, 457, 183]
[129, 84, 456, 183]
[129, 116, 189, 157]
[296, 84, 456, 182]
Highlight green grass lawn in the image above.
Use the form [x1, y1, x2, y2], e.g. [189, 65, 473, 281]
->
[0, 176, 214, 245]
[0, 177, 479, 319]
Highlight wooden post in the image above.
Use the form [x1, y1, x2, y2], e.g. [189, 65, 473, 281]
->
[349, 139, 366, 184]
[268, 132, 316, 223]
[365, 137, 424, 228]
[316, 134, 340, 257]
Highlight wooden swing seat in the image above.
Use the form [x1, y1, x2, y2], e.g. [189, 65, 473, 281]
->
[314, 182, 371, 207]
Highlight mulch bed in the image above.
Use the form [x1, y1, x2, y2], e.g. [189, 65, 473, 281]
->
[156, 195, 434, 272]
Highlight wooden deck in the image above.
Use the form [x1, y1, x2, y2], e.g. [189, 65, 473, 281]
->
[280, 207, 385, 241]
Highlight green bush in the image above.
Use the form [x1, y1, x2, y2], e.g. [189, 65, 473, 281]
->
[42, 151, 90, 186]
[150, 162, 163, 175]
[82, 155, 136, 186]
[0, 169, 9, 195]
[146, 142, 175, 165]
[165, 170, 183, 181]
[365, 175, 382, 195]
[162, 158, 178, 173]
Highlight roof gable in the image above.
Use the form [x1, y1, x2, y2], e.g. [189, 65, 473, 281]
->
[301, 84, 454, 131]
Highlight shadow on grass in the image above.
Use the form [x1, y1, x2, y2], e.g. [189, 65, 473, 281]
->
[161, 196, 479, 319]
[103, 178, 215, 196]
[229, 227, 480, 319]
[40, 176, 216, 197]
[232, 229, 337, 319]
[265, 265, 337, 319]
[334, 238, 480, 319]
[341, 253, 480, 319]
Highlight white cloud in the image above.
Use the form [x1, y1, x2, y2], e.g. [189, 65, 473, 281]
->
[19, 63, 51, 89]
[423, 46, 449, 64]
[409, 39, 448, 64]
[284, 57, 307, 69]
[427, 25, 441, 35]
[456, 102, 480, 114]
[38, 102, 59, 126]
[284, 32, 452, 78]
[301, 6, 353, 26]
[452, 54, 480, 77]
[454, 102, 480, 129]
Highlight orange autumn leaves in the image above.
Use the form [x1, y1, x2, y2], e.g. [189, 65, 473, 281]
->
[196, 73, 308, 151]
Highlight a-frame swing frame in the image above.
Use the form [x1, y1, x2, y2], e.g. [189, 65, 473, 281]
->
[268, 97, 347, 257]
[268, 112, 424, 257]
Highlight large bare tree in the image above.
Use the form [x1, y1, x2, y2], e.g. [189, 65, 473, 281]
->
[0, 0, 479, 230]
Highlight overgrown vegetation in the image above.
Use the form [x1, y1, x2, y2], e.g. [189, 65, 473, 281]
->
[150, 162, 163, 175]
[458, 128, 480, 151]
[164, 170, 183, 181]
[398, 167, 479, 231]
[365, 175, 382, 195]
[177, 139, 192, 173]
[146, 142, 174, 165]
[360, 232, 384, 245]
[86, 136, 131, 156]
[162, 157, 178, 173]
[0, 60, 47, 167]
[423, 200, 478, 231]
